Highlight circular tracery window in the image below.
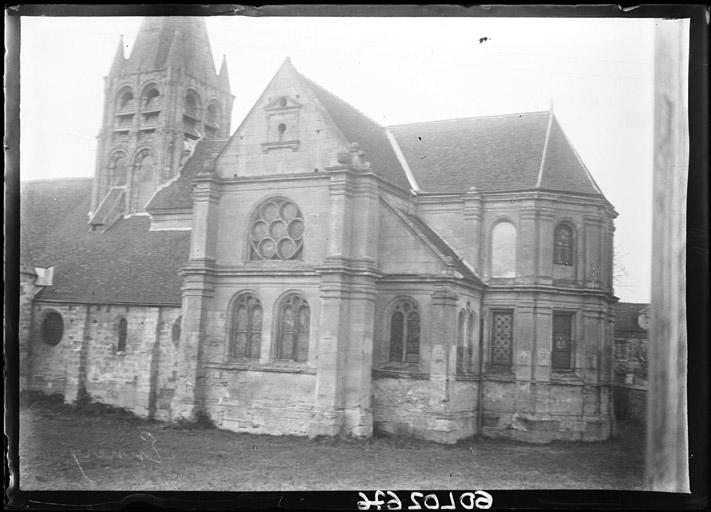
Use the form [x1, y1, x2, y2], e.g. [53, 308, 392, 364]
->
[250, 198, 304, 260]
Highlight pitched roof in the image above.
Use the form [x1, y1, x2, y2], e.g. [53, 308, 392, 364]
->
[147, 139, 226, 211]
[614, 302, 650, 334]
[21, 178, 189, 305]
[400, 210, 479, 282]
[389, 111, 602, 196]
[299, 74, 412, 191]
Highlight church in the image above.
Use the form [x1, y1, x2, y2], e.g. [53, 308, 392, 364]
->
[20, 17, 618, 443]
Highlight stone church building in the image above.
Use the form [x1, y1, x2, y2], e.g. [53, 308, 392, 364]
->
[20, 17, 618, 443]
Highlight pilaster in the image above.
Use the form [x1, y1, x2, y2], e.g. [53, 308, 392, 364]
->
[429, 287, 458, 407]
[463, 188, 483, 274]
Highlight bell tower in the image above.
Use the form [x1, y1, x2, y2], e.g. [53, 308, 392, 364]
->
[89, 17, 233, 228]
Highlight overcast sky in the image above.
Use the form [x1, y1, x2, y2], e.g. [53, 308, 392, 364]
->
[19, 16, 655, 303]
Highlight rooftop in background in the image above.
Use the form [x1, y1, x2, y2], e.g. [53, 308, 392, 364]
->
[614, 302, 650, 335]
[21, 178, 189, 305]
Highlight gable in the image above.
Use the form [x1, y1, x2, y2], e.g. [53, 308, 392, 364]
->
[214, 59, 411, 192]
[215, 59, 348, 179]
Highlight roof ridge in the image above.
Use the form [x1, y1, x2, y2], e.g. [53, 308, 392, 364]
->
[535, 109, 555, 188]
[388, 110, 550, 128]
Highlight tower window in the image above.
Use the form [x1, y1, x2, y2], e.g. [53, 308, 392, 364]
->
[277, 123, 287, 141]
[142, 86, 160, 110]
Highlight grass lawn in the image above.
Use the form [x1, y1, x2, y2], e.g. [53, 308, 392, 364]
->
[19, 396, 644, 491]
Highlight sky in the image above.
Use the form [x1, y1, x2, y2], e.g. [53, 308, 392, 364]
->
[19, 15, 655, 302]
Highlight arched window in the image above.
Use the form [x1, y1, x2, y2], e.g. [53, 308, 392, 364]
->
[491, 221, 517, 278]
[142, 85, 160, 110]
[117, 88, 135, 112]
[108, 153, 127, 188]
[132, 150, 154, 212]
[456, 310, 468, 374]
[249, 197, 304, 261]
[41, 311, 64, 346]
[185, 90, 201, 114]
[228, 293, 262, 359]
[276, 293, 310, 361]
[206, 102, 221, 127]
[554, 224, 575, 266]
[388, 299, 420, 363]
[172, 316, 182, 347]
[117, 317, 128, 352]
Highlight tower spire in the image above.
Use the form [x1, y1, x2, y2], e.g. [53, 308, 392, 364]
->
[218, 54, 230, 89]
[109, 34, 126, 75]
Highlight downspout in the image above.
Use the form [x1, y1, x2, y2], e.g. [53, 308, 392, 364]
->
[477, 298, 485, 438]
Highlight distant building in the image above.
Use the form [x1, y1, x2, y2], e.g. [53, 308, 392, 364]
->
[612, 302, 649, 424]
[19, 17, 618, 443]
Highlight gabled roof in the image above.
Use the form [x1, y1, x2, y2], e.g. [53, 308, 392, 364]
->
[389, 111, 603, 196]
[21, 178, 189, 305]
[298, 73, 412, 191]
[147, 139, 226, 211]
[614, 302, 650, 334]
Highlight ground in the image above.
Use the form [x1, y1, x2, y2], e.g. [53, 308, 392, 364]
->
[18, 395, 644, 491]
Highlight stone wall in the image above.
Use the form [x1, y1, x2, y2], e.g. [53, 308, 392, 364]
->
[202, 365, 317, 435]
[28, 301, 181, 419]
[481, 380, 612, 442]
[372, 376, 479, 443]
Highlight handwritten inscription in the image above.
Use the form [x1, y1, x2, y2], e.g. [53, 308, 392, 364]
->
[357, 490, 493, 510]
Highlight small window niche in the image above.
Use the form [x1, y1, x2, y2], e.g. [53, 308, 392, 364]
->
[262, 95, 302, 152]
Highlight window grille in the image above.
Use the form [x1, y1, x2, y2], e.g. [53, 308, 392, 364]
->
[491, 311, 514, 366]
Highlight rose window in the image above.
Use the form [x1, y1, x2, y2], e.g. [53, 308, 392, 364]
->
[249, 198, 304, 260]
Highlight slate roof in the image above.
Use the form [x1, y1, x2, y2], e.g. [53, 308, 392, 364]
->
[400, 210, 479, 282]
[614, 302, 650, 334]
[299, 74, 412, 192]
[147, 139, 226, 211]
[21, 178, 189, 305]
[389, 112, 602, 196]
